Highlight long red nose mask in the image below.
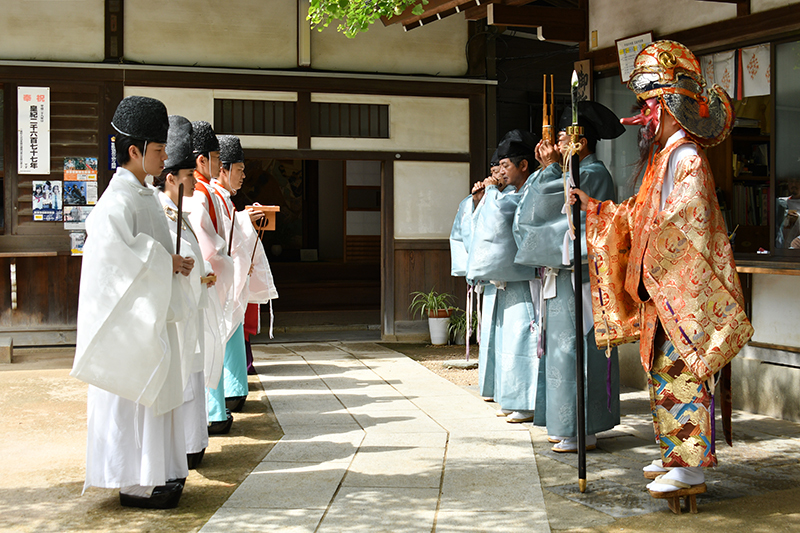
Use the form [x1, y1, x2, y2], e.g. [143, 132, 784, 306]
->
[621, 97, 660, 128]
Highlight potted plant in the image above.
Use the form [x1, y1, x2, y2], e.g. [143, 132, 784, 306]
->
[408, 288, 455, 345]
[448, 308, 479, 345]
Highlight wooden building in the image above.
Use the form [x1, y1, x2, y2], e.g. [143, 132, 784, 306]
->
[3, 0, 800, 419]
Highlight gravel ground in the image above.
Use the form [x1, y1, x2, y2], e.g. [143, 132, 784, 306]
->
[380, 342, 479, 388]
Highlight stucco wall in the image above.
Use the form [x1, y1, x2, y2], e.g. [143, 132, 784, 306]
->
[394, 161, 470, 240]
[751, 273, 800, 348]
[310, 94, 470, 153]
[125, 0, 298, 68]
[124, 0, 467, 75]
[588, 0, 735, 50]
[123, 86, 299, 150]
[752, 0, 800, 12]
[0, 0, 104, 62]
[311, 15, 469, 76]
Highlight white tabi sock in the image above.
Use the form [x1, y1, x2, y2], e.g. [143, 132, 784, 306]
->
[643, 459, 671, 473]
[646, 467, 704, 492]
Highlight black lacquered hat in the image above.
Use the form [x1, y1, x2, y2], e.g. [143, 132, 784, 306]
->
[191, 121, 220, 154]
[218, 135, 244, 164]
[164, 115, 195, 171]
[496, 129, 539, 160]
[558, 101, 625, 141]
[111, 96, 169, 143]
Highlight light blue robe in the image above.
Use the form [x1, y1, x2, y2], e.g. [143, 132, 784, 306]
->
[207, 322, 248, 422]
[450, 195, 474, 277]
[468, 183, 539, 408]
[514, 155, 621, 436]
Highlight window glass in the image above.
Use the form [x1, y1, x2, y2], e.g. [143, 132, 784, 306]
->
[594, 76, 640, 201]
[774, 40, 800, 250]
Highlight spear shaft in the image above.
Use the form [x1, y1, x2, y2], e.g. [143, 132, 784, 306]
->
[176, 183, 184, 255]
[569, 70, 587, 494]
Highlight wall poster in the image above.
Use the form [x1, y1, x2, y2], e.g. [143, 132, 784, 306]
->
[17, 87, 50, 175]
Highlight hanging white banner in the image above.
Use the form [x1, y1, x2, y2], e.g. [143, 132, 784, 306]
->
[17, 86, 50, 175]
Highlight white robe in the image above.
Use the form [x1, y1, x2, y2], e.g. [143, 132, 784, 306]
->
[159, 192, 222, 454]
[210, 181, 252, 330]
[72, 168, 188, 490]
[184, 177, 236, 342]
[244, 219, 279, 303]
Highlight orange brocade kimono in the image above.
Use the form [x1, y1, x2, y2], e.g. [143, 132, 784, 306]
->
[585, 137, 753, 383]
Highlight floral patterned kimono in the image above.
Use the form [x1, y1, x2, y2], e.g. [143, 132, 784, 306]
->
[585, 136, 753, 467]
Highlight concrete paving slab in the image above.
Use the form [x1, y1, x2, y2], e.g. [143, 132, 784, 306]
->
[252, 345, 295, 356]
[352, 410, 447, 434]
[446, 432, 535, 462]
[208, 341, 551, 532]
[439, 462, 546, 511]
[317, 487, 440, 533]
[200, 508, 326, 533]
[264, 432, 364, 464]
[342, 444, 445, 488]
[359, 431, 449, 449]
[267, 396, 346, 416]
[434, 510, 550, 533]
[270, 408, 358, 428]
[341, 398, 422, 413]
[223, 461, 347, 509]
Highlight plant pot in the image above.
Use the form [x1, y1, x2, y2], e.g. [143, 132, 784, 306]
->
[454, 332, 466, 345]
[428, 317, 450, 345]
[428, 309, 452, 319]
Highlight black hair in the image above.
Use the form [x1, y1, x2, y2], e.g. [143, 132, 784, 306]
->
[115, 135, 146, 166]
[508, 154, 536, 171]
[222, 162, 232, 171]
[585, 137, 598, 153]
[153, 168, 171, 191]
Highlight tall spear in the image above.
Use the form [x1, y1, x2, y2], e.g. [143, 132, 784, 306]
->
[568, 70, 588, 493]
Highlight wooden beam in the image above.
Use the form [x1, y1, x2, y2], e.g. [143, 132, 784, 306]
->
[737, 0, 750, 17]
[486, 4, 585, 42]
[104, 0, 123, 62]
[583, 3, 800, 71]
[463, 0, 529, 21]
[382, 0, 456, 26]
[697, 0, 752, 15]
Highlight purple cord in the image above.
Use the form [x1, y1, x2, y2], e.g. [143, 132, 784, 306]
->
[607, 354, 612, 412]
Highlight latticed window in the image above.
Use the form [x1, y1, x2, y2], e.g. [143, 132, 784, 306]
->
[214, 99, 296, 136]
[311, 103, 389, 138]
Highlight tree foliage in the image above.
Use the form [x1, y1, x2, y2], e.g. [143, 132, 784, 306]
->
[308, 0, 428, 38]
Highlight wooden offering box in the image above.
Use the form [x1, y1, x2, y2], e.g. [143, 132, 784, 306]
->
[247, 205, 280, 231]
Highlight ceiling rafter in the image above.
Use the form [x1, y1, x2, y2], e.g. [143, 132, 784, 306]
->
[381, 0, 584, 36]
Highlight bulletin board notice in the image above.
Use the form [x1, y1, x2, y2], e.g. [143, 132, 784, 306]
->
[616, 32, 653, 84]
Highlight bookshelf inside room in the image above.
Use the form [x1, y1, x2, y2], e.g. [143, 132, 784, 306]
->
[707, 96, 772, 254]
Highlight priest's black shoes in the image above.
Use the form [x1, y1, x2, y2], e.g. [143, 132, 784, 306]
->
[187, 448, 205, 469]
[208, 409, 233, 435]
[226, 395, 246, 412]
[119, 480, 183, 509]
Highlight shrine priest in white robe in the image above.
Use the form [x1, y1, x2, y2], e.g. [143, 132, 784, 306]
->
[71, 96, 196, 509]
